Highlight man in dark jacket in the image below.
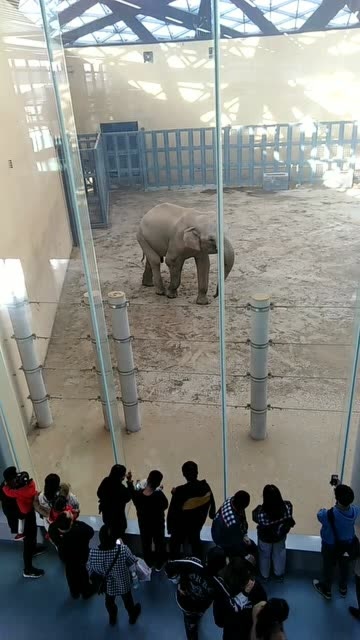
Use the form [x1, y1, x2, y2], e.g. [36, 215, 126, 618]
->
[213, 557, 267, 640]
[0, 467, 22, 539]
[313, 483, 360, 600]
[49, 511, 95, 599]
[97, 465, 131, 539]
[212, 491, 256, 558]
[167, 461, 216, 560]
[165, 547, 226, 640]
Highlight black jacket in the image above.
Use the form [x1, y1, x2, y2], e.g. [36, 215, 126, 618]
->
[166, 557, 225, 614]
[128, 482, 168, 530]
[167, 479, 216, 534]
[213, 579, 267, 640]
[49, 520, 94, 566]
[97, 476, 131, 532]
[0, 481, 19, 519]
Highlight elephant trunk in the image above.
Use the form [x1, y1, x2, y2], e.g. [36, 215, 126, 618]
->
[214, 235, 235, 298]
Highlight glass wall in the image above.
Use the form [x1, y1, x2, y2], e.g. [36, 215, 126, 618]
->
[0, 0, 359, 533]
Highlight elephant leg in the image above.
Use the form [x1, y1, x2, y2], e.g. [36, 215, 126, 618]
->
[165, 256, 184, 299]
[195, 254, 210, 305]
[137, 231, 164, 295]
[142, 259, 153, 287]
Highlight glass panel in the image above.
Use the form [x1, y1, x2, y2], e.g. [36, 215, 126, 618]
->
[57, 6, 223, 519]
[219, 26, 360, 534]
[0, 0, 123, 516]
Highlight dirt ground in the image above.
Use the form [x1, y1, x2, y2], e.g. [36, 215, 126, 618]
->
[29, 185, 360, 535]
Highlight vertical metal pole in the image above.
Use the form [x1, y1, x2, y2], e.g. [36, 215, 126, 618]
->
[83, 293, 118, 432]
[7, 299, 52, 428]
[342, 321, 360, 494]
[108, 292, 141, 433]
[212, 0, 228, 498]
[250, 294, 270, 441]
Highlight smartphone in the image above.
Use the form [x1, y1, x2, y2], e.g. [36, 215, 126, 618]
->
[330, 474, 339, 487]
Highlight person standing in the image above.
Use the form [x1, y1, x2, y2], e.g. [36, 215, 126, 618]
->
[213, 557, 267, 640]
[2, 470, 45, 578]
[0, 467, 23, 540]
[97, 465, 131, 539]
[250, 598, 289, 640]
[87, 526, 141, 627]
[34, 474, 80, 529]
[211, 491, 255, 558]
[48, 511, 94, 599]
[165, 547, 226, 640]
[313, 483, 360, 599]
[167, 461, 215, 560]
[252, 485, 295, 581]
[127, 469, 168, 570]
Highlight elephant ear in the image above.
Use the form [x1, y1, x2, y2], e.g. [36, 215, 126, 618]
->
[183, 227, 201, 252]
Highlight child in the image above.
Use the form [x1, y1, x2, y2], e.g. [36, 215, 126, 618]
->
[49, 495, 79, 525]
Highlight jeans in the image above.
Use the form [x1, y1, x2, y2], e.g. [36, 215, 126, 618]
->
[183, 610, 203, 640]
[169, 528, 202, 560]
[140, 523, 166, 567]
[65, 563, 93, 598]
[258, 538, 286, 578]
[105, 591, 136, 622]
[23, 510, 37, 573]
[322, 543, 349, 592]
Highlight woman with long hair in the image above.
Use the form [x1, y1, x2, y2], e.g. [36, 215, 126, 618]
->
[87, 525, 141, 627]
[97, 465, 131, 539]
[250, 598, 289, 640]
[252, 485, 295, 581]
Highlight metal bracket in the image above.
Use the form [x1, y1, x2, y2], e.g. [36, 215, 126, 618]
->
[113, 335, 134, 344]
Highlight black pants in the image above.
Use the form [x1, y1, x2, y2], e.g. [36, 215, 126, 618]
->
[105, 591, 135, 621]
[169, 528, 202, 560]
[183, 610, 203, 640]
[322, 543, 349, 592]
[355, 574, 360, 608]
[3, 506, 19, 535]
[65, 563, 93, 598]
[102, 512, 127, 540]
[140, 522, 166, 567]
[23, 510, 37, 573]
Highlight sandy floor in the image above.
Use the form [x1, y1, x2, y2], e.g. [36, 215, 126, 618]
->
[29, 185, 360, 534]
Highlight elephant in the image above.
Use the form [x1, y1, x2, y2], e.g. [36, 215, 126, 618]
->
[136, 203, 235, 305]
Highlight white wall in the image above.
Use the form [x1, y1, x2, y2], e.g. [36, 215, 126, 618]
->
[0, 1, 72, 432]
[66, 30, 360, 133]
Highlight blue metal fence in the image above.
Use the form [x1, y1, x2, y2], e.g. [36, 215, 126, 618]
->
[78, 133, 109, 228]
[71, 121, 359, 231]
[95, 121, 359, 190]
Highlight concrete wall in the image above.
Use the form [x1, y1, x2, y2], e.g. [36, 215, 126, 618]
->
[0, 1, 72, 432]
[66, 30, 360, 133]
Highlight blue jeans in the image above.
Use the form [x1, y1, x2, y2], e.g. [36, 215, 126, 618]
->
[258, 538, 286, 578]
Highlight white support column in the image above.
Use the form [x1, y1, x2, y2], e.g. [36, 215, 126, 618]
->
[249, 294, 270, 440]
[108, 291, 141, 433]
[83, 292, 113, 431]
[7, 300, 52, 428]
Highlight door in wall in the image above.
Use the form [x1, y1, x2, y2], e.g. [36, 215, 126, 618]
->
[100, 121, 142, 188]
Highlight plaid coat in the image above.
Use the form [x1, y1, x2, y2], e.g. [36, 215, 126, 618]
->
[87, 544, 137, 596]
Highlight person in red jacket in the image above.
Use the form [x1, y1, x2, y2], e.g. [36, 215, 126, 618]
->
[3, 471, 45, 578]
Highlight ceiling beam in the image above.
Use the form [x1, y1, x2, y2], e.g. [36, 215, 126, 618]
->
[135, 0, 241, 38]
[62, 14, 116, 44]
[197, 0, 212, 31]
[58, 0, 97, 26]
[230, 0, 281, 35]
[298, 0, 347, 31]
[122, 14, 158, 43]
